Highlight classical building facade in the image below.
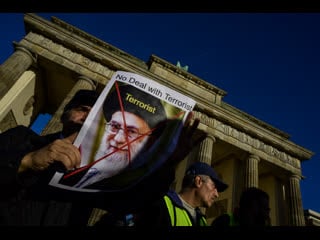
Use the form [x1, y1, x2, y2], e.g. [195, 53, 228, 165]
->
[304, 209, 320, 226]
[0, 13, 315, 226]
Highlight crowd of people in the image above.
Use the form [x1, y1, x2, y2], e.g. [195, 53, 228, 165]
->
[0, 88, 271, 227]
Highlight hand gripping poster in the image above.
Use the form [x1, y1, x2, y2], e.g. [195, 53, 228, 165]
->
[49, 71, 196, 192]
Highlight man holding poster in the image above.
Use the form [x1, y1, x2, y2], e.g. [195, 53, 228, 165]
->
[0, 70, 207, 226]
[50, 71, 197, 193]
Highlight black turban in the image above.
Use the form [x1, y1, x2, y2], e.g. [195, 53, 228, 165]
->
[103, 84, 167, 129]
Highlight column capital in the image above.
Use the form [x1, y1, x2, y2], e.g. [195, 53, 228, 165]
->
[13, 42, 37, 65]
[248, 154, 260, 162]
[206, 134, 216, 143]
[78, 75, 97, 89]
[290, 174, 302, 181]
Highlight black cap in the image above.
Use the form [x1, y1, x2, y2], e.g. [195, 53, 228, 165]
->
[103, 84, 167, 129]
[63, 89, 99, 113]
[186, 162, 228, 192]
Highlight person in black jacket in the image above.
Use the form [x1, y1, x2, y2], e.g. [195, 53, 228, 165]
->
[0, 89, 99, 225]
[0, 89, 206, 226]
[211, 187, 271, 227]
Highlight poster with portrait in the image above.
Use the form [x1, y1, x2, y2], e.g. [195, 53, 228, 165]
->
[49, 71, 196, 192]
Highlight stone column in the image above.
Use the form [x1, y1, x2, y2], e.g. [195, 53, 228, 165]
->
[287, 174, 305, 226]
[87, 208, 108, 226]
[0, 43, 37, 99]
[198, 134, 215, 165]
[197, 134, 216, 216]
[41, 75, 96, 135]
[243, 154, 260, 189]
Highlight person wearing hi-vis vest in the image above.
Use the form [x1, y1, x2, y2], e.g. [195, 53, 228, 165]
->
[135, 161, 228, 226]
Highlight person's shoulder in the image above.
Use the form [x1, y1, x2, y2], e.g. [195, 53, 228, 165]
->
[2, 125, 29, 133]
[0, 125, 37, 139]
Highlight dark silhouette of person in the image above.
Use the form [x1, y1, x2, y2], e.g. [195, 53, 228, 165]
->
[211, 187, 271, 227]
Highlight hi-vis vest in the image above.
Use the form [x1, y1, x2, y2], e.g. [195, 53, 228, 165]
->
[163, 195, 207, 226]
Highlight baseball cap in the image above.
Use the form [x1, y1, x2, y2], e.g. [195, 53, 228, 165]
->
[63, 89, 99, 113]
[186, 161, 228, 192]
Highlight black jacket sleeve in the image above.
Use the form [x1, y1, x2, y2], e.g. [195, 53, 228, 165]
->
[133, 197, 171, 227]
[0, 125, 51, 197]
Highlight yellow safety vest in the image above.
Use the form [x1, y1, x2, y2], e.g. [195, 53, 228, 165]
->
[163, 195, 207, 226]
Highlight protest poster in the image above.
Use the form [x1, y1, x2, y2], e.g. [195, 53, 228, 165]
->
[49, 71, 196, 192]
